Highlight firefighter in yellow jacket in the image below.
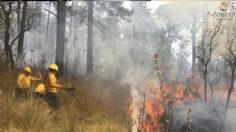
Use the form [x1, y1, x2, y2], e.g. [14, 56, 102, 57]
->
[16, 66, 40, 98]
[45, 64, 64, 110]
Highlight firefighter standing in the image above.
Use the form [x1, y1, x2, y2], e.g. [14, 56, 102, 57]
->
[16, 66, 40, 98]
[45, 64, 64, 110]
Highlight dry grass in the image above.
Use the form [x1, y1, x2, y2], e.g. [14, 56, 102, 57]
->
[0, 69, 128, 132]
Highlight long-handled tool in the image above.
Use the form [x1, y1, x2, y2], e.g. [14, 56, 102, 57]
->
[62, 87, 76, 92]
[34, 73, 46, 96]
[39, 73, 75, 92]
[39, 72, 43, 83]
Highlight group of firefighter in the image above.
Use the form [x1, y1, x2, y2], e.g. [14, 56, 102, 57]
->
[16, 64, 75, 110]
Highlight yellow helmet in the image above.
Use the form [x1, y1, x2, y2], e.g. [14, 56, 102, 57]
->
[24, 66, 31, 73]
[49, 64, 59, 72]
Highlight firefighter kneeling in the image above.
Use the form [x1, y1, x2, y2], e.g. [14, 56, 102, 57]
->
[34, 83, 45, 98]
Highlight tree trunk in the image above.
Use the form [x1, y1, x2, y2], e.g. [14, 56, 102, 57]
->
[45, 2, 51, 45]
[226, 64, 236, 109]
[4, 18, 14, 69]
[56, 0, 66, 74]
[45, 2, 51, 61]
[219, 63, 236, 132]
[191, 13, 196, 73]
[87, 0, 94, 76]
[69, 1, 74, 41]
[204, 68, 207, 102]
[17, 1, 27, 60]
[17, 1, 21, 35]
[4, 2, 14, 69]
[224, 63, 228, 80]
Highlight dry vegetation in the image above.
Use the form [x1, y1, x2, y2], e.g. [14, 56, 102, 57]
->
[0, 67, 129, 132]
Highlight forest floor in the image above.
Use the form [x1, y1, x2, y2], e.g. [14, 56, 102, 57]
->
[0, 68, 129, 132]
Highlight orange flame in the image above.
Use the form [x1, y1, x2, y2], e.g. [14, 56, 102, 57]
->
[127, 80, 199, 132]
[176, 87, 184, 100]
[143, 99, 163, 132]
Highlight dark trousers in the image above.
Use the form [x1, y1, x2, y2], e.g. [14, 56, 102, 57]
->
[33, 92, 44, 99]
[45, 93, 60, 110]
[16, 88, 29, 98]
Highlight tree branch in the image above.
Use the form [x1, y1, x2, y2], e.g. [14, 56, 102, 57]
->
[9, 27, 30, 47]
[196, 21, 202, 32]
[44, 8, 57, 17]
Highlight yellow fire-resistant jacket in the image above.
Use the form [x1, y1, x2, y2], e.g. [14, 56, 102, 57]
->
[45, 72, 63, 93]
[17, 73, 40, 89]
[34, 83, 45, 95]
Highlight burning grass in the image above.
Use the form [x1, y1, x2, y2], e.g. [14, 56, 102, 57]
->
[0, 54, 236, 132]
[124, 54, 236, 132]
[125, 80, 227, 132]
